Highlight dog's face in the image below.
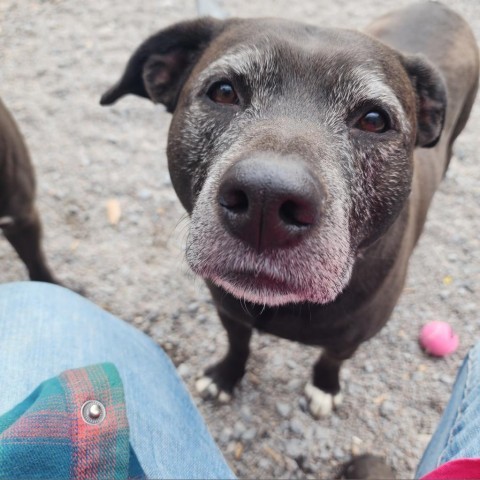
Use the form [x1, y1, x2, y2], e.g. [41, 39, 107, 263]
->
[101, 18, 446, 306]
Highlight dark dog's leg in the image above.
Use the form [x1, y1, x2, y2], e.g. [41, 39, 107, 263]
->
[196, 312, 252, 402]
[312, 350, 346, 394]
[3, 209, 57, 284]
[305, 346, 357, 417]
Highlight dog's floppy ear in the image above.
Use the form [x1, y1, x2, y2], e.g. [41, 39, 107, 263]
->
[402, 55, 447, 148]
[100, 17, 223, 112]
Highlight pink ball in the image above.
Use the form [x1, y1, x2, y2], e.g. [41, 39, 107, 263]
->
[419, 321, 459, 357]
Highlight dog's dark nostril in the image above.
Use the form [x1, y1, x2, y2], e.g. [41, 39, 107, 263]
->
[219, 189, 249, 213]
[279, 199, 316, 227]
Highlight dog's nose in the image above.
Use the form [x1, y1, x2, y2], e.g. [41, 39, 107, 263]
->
[218, 155, 322, 251]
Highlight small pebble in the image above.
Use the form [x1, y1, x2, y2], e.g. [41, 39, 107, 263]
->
[137, 188, 152, 199]
[286, 359, 298, 369]
[365, 418, 377, 431]
[286, 439, 304, 459]
[439, 291, 450, 301]
[314, 426, 333, 440]
[331, 416, 341, 427]
[380, 401, 396, 418]
[233, 421, 246, 439]
[240, 405, 253, 422]
[440, 375, 453, 385]
[242, 427, 257, 442]
[333, 447, 346, 460]
[162, 174, 172, 186]
[276, 401, 292, 418]
[284, 456, 299, 472]
[272, 354, 283, 366]
[298, 397, 308, 412]
[258, 458, 272, 471]
[412, 371, 424, 382]
[288, 418, 304, 435]
[187, 302, 199, 314]
[364, 362, 374, 373]
[447, 253, 458, 262]
[177, 363, 190, 377]
[287, 378, 303, 391]
[464, 303, 476, 313]
[219, 427, 233, 444]
[417, 433, 432, 448]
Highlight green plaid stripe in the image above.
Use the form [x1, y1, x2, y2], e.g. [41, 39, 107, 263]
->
[0, 363, 144, 480]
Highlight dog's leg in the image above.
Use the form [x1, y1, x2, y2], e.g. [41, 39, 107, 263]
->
[305, 346, 357, 418]
[196, 312, 252, 402]
[2, 209, 57, 284]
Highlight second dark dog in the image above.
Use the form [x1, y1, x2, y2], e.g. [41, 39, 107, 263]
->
[0, 98, 57, 284]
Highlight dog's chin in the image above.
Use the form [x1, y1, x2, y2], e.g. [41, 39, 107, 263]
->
[208, 272, 342, 307]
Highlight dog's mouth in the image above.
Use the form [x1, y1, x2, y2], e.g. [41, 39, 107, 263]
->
[208, 269, 306, 306]
[225, 270, 291, 291]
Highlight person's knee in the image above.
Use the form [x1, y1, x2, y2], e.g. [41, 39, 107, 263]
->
[0, 281, 95, 324]
[0, 281, 77, 303]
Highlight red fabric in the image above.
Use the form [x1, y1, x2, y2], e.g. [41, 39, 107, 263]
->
[421, 458, 480, 480]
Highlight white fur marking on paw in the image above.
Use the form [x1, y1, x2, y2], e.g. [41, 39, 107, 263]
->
[0, 216, 14, 227]
[304, 383, 343, 418]
[218, 390, 232, 403]
[207, 381, 219, 397]
[195, 376, 232, 403]
[195, 376, 213, 396]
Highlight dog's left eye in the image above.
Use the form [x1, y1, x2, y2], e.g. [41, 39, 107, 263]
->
[207, 81, 239, 105]
[355, 111, 389, 133]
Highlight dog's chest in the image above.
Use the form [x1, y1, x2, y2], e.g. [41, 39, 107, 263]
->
[242, 304, 357, 347]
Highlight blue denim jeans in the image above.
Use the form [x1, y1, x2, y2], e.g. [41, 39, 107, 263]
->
[0, 282, 235, 480]
[416, 341, 480, 477]
[1, 282, 479, 478]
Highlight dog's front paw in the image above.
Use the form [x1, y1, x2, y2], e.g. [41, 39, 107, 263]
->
[304, 382, 343, 418]
[195, 376, 233, 403]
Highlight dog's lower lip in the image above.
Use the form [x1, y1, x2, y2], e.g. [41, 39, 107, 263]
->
[222, 271, 291, 291]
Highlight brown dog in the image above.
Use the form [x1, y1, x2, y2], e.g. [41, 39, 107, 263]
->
[0, 98, 57, 284]
[101, 2, 478, 416]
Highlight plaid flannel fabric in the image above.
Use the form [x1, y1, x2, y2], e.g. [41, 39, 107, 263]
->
[0, 363, 144, 479]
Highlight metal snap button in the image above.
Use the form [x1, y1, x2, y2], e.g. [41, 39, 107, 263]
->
[81, 400, 106, 425]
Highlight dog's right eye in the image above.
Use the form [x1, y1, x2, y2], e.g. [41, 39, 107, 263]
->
[207, 81, 239, 105]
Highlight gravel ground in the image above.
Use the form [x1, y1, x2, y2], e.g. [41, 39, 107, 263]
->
[1, 1, 479, 477]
